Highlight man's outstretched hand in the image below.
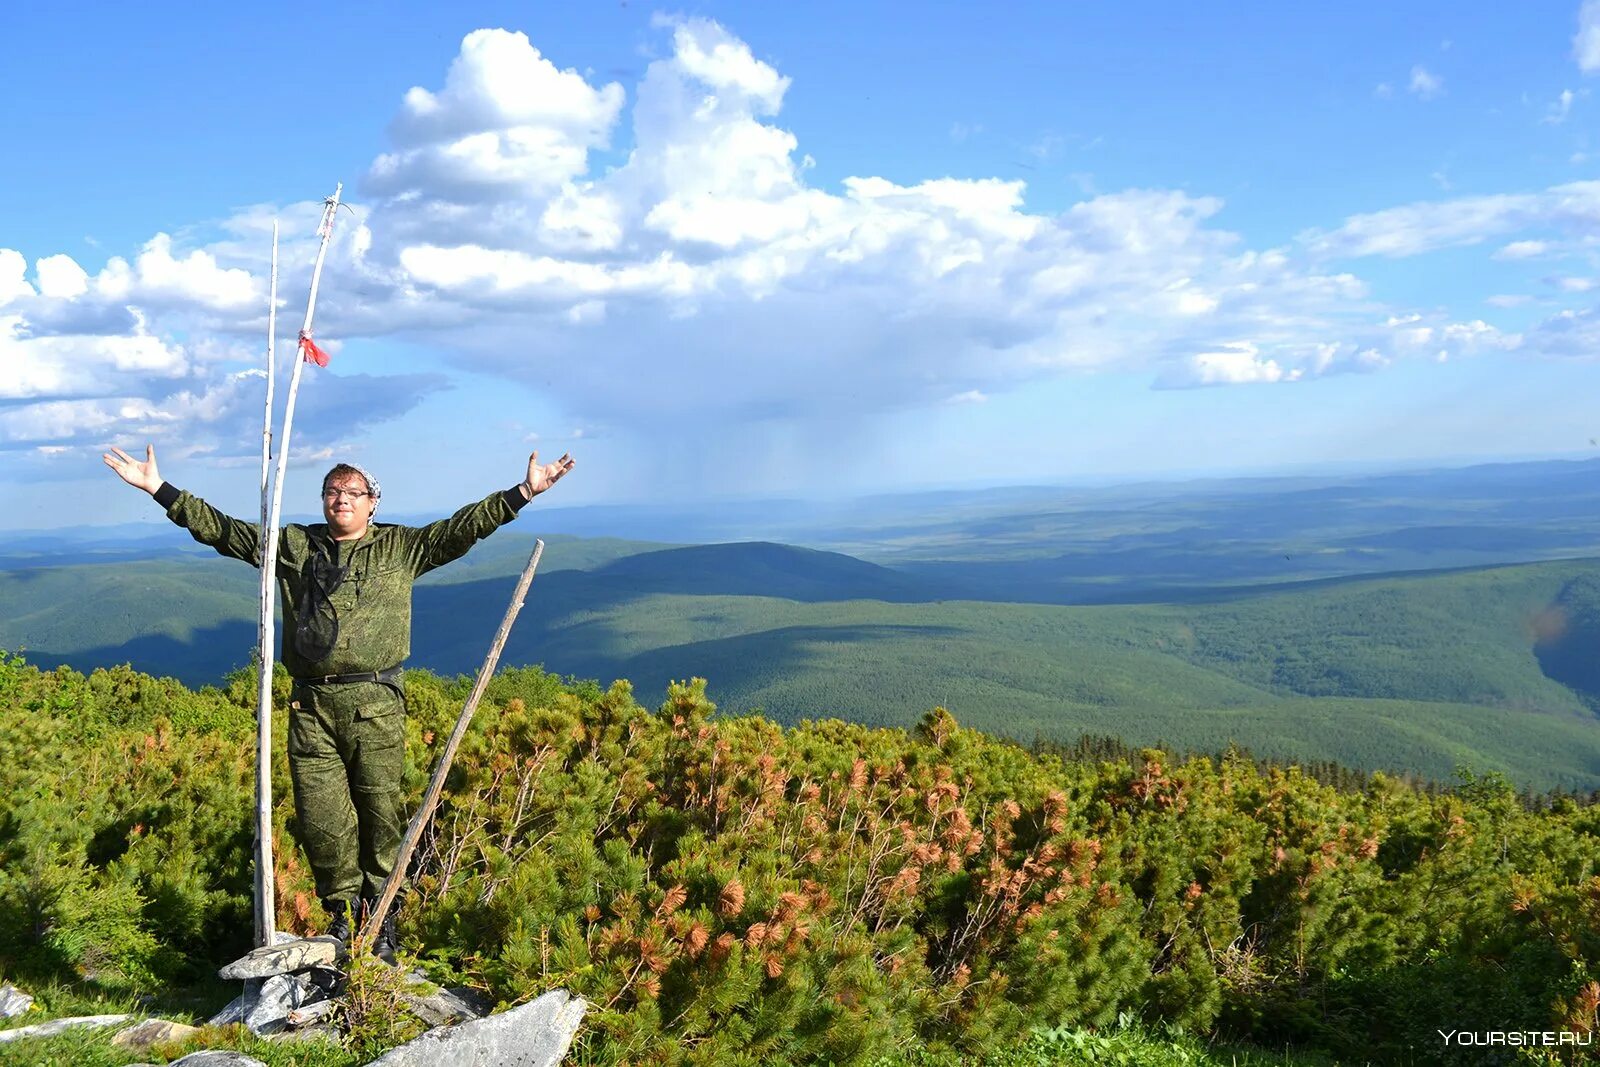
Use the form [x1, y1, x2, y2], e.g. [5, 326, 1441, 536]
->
[103, 444, 163, 495]
[521, 450, 575, 500]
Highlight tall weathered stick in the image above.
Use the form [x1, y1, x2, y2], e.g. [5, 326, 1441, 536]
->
[255, 186, 341, 943]
[265, 183, 342, 552]
[253, 220, 281, 946]
[359, 538, 546, 949]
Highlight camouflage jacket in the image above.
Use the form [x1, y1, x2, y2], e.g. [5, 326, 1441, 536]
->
[155, 483, 528, 680]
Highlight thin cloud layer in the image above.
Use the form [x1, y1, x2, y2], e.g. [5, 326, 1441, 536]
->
[1302, 182, 1600, 259]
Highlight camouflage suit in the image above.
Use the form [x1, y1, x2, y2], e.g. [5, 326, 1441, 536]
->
[154, 482, 528, 904]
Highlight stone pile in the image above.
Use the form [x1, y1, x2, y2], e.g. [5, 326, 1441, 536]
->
[209, 933, 344, 1038]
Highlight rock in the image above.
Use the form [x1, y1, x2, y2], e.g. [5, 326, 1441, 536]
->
[209, 979, 263, 1026]
[363, 989, 586, 1067]
[112, 1018, 202, 1051]
[0, 1013, 134, 1042]
[169, 1052, 270, 1067]
[402, 984, 491, 1028]
[218, 936, 340, 980]
[0, 983, 32, 1018]
[286, 998, 339, 1027]
[243, 972, 315, 1036]
[306, 964, 345, 998]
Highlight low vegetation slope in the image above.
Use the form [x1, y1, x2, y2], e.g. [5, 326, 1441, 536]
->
[2, 653, 1598, 1065]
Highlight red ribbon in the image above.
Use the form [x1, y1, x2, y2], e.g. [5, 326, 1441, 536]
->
[300, 334, 330, 367]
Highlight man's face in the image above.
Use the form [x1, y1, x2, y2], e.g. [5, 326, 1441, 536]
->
[321, 474, 376, 539]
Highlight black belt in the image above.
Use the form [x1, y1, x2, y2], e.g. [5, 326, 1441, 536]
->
[294, 665, 403, 687]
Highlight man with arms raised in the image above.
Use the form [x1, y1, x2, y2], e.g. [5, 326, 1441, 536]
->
[103, 445, 575, 963]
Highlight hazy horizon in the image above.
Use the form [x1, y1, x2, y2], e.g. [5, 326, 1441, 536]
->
[14, 449, 1600, 546]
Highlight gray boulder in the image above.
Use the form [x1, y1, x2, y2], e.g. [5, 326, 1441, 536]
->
[209, 978, 263, 1026]
[286, 998, 339, 1028]
[243, 972, 316, 1036]
[169, 1053, 270, 1067]
[218, 936, 340, 980]
[306, 964, 344, 996]
[363, 989, 586, 1067]
[0, 983, 32, 1019]
[112, 1017, 202, 1050]
[0, 1014, 133, 1042]
[403, 984, 492, 1028]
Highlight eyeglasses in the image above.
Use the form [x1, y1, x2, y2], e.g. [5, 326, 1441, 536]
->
[322, 488, 371, 502]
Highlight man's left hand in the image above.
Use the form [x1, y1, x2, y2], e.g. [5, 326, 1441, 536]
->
[522, 451, 575, 500]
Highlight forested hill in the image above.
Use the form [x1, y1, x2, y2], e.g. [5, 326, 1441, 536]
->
[6, 538, 1600, 788]
[3, 654, 1600, 1065]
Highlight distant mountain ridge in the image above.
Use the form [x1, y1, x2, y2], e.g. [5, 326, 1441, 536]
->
[6, 536, 1600, 788]
[11, 455, 1600, 788]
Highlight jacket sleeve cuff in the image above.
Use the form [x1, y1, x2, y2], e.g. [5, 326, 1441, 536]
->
[154, 482, 181, 509]
[503, 486, 531, 513]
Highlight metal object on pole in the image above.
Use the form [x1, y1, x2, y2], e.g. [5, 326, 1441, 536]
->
[358, 538, 546, 951]
[253, 220, 281, 946]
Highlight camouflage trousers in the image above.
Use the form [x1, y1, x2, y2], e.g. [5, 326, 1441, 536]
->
[288, 680, 406, 905]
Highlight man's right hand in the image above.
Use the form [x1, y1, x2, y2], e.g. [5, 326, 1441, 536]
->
[103, 444, 163, 495]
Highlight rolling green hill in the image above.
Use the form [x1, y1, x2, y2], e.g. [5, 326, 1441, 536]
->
[6, 533, 1600, 788]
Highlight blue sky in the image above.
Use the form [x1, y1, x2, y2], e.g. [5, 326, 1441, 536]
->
[5, 2, 1600, 529]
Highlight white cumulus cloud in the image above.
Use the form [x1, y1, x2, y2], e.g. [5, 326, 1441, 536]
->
[0, 250, 34, 304]
[322, 21, 1556, 414]
[1519, 304, 1600, 358]
[1409, 66, 1444, 99]
[0, 311, 188, 401]
[1161, 342, 1299, 388]
[95, 234, 258, 311]
[35, 255, 89, 299]
[1578, 0, 1600, 73]
[1495, 240, 1551, 260]
[1545, 88, 1577, 123]
[369, 28, 624, 205]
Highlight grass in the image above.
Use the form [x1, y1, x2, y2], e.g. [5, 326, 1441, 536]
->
[0, 1014, 1349, 1067]
[0, 977, 350, 1066]
[0, 1026, 351, 1066]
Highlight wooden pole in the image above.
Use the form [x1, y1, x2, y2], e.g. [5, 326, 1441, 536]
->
[256, 186, 340, 941]
[265, 183, 342, 554]
[358, 538, 546, 949]
[252, 220, 281, 946]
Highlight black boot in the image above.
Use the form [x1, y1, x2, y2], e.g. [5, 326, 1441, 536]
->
[322, 899, 353, 944]
[362, 895, 400, 966]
